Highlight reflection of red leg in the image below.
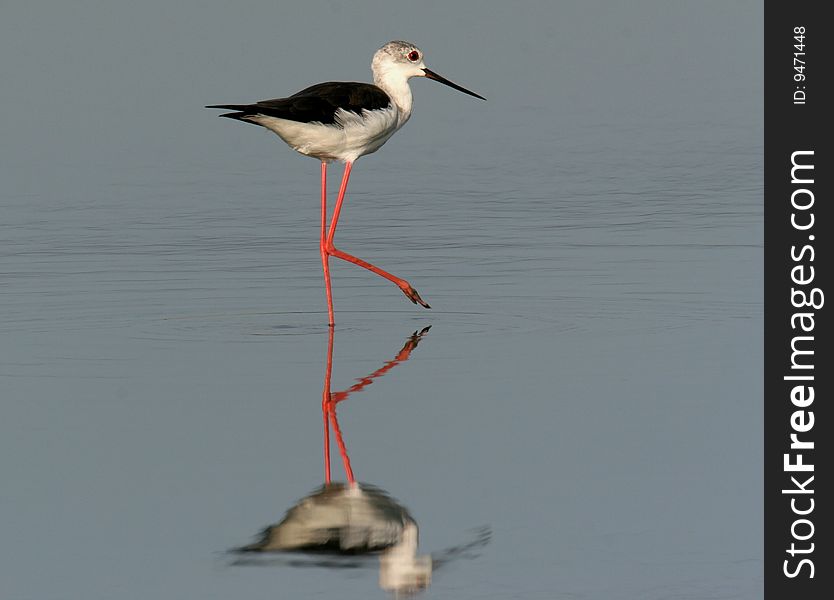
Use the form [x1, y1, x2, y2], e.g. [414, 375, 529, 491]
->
[322, 326, 354, 484]
[322, 407, 331, 484]
[329, 409, 355, 484]
[322, 327, 334, 484]
[320, 327, 430, 485]
[323, 162, 431, 309]
[319, 162, 335, 327]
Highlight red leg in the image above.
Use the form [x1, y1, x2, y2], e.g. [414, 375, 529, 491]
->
[319, 162, 336, 326]
[324, 162, 431, 309]
[324, 161, 352, 247]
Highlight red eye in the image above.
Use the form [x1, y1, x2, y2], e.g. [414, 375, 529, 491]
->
[407, 50, 420, 62]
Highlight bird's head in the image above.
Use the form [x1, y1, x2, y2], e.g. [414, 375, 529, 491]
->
[372, 40, 485, 100]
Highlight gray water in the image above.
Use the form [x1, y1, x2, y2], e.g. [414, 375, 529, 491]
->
[1, 1, 762, 598]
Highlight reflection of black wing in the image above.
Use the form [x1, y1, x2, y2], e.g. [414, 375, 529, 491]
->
[230, 553, 374, 570]
[430, 526, 493, 570]
[229, 526, 492, 570]
[229, 524, 492, 579]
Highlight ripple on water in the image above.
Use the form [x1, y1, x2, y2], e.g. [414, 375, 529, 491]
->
[138, 306, 579, 343]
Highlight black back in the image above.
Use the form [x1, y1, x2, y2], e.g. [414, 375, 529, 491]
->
[207, 82, 391, 126]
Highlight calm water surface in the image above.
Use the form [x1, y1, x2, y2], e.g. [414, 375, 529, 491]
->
[1, 2, 762, 598]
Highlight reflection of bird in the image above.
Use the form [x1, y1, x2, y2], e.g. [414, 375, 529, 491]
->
[208, 41, 485, 325]
[238, 483, 432, 593]
[230, 326, 490, 593]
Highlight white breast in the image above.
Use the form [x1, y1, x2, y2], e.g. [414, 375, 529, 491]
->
[249, 104, 401, 163]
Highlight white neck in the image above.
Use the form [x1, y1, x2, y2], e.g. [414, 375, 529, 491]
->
[373, 67, 413, 128]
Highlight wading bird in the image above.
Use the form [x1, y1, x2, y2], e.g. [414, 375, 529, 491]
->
[207, 41, 484, 325]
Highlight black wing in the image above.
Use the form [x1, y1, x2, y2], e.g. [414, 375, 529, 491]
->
[207, 82, 391, 126]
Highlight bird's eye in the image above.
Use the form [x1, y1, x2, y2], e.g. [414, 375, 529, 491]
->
[407, 50, 420, 62]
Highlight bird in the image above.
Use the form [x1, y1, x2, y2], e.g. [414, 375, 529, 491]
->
[207, 41, 484, 326]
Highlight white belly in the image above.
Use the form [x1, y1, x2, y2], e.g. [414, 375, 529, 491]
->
[249, 105, 401, 163]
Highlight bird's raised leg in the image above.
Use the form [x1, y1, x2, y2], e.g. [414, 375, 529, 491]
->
[319, 162, 336, 326]
[324, 161, 431, 309]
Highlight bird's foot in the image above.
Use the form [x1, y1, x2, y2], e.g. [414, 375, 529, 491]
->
[400, 284, 431, 309]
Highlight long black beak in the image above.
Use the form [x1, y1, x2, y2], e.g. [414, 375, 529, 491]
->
[422, 68, 486, 100]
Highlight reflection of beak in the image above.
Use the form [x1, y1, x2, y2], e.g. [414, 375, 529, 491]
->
[422, 68, 486, 100]
[379, 523, 433, 593]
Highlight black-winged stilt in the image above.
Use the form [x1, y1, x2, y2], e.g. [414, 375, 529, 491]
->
[207, 41, 484, 325]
